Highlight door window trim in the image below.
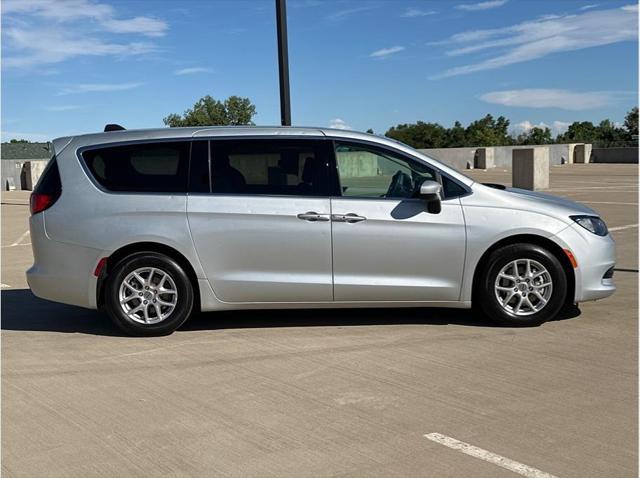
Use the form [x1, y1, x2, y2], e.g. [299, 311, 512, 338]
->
[326, 138, 471, 201]
[189, 137, 335, 199]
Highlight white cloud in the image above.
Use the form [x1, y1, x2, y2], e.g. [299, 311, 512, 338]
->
[431, 4, 637, 78]
[401, 8, 437, 18]
[45, 105, 81, 111]
[370, 46, 405, 58]
[514, 120, 549, 134]
[514, 120, 574, 136]
[174, 67, 212, 76]
[2, 0, 167, 68]
[480, 89, 616, 111]
[2, 0, 167, 36]
[102, 17, 167, 37]
[456, 0, 508, 11]
[580, 4, 599, 10]
[59, 82, 144, 95]
[552, 121, 572, 134]
[3, 27, 155, 68]
[326, 5, 378, 21]
[329, 118, 352, 130]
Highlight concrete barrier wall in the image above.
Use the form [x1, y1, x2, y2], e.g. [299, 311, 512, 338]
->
[417, 148, 477, 171]
[420, 144, 581, 171]
[2, 159, 49, 191]
[591, 147, 639, 164]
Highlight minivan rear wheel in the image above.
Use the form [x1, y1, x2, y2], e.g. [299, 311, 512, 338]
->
[105, 252, 194, 336]
[478, 243, 567, 326]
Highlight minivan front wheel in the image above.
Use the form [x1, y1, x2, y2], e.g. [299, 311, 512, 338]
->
[105, 252, 194, 336]
[478, 243, 567, 326]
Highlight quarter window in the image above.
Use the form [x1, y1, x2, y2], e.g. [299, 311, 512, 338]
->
[82, 142, 190, 192]
[334, 142, 437, 199]
[209, 139, 331, 196]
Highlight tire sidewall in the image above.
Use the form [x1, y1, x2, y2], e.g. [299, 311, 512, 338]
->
[480, 244, 567, 326]
[106, 252, 194, 336]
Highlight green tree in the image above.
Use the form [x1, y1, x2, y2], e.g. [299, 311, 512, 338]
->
[623, 107, 638, 137]
[366, 128, 374, 134]
[465, 114, 512, 146]
[164, 95, 257, 127]
[445, 121, 466, 147]
[556, 121, 597, 143]
[594, 119, 626, 147]
[517, 126, 553, 145]
[9, 139, 30, 143]
[385, 121, 448, 148]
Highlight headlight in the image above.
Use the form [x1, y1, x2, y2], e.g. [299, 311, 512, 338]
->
[570, 215, 608, 236]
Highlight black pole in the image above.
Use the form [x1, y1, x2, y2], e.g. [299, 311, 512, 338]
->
[276, 0, 291, 126]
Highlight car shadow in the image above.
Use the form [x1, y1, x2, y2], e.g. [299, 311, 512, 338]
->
[1, 288, 581, 337]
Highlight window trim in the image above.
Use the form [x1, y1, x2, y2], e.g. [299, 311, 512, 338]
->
[200, 137, 335, 199]
[327, 138, 471, 201]
[77, 138, 192, 196]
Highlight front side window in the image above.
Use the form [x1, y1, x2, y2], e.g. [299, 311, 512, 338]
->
[210, 139, 331, 196]
[82, 141, 190, 192]
[334, 142, 437, 199]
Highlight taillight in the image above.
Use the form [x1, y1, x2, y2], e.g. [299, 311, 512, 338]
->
[30, 192, 58, 214]
[30, 157, 61, 215]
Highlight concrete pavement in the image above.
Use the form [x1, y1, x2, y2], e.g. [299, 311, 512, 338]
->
[1, 164, 637, 477]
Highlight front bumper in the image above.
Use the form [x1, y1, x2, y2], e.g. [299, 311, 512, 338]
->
[553, 223, 616, 302]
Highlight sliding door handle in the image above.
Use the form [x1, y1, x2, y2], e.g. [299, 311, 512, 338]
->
[297, 211, 330, 222]
[332, 213, 367, 223]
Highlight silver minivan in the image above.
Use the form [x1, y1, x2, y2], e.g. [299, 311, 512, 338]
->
[27, 126, 615, 336]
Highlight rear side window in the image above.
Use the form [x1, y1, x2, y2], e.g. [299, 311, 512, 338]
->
[209, 139, 332, 196]
[82, 142, 190, 193]
[34, 156, 62, 196]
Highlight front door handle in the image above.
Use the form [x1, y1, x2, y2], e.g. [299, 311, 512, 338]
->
[332, 213, 367, 223]
[297, 211, 330, 222]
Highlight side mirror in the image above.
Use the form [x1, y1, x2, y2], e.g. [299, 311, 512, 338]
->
[418, 180, 442, 213]
[418, 180, 441, 201]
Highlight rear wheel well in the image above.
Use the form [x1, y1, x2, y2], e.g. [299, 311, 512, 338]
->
[97, 242, 200, 312]
[472, 234, 575, 305]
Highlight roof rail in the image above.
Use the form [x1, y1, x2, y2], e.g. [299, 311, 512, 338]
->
[104, 124, 126, 132]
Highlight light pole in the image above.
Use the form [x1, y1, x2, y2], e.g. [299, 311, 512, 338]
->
[275, 0, 291, 126]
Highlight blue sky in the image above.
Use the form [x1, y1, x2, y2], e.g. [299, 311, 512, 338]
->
[1, 0, 638, 141]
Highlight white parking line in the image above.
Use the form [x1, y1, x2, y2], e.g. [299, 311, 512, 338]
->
[608, 224, 638, 232]
[1, 283, 11, 289]
[2, 243, 31, 249]
[9, 230, 30, 247]
[584, 201, 638, 206]
[424, 433, 558, 478]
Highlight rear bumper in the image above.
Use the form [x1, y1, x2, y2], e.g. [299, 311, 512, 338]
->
[26, 213, 101, 309]
[553, 224, 616, 303]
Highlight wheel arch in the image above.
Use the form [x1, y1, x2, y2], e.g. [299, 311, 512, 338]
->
[471, 234, 575, 306]
[97, 241, 201, 312]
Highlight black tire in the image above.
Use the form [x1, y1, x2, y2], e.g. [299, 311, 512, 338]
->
[105, 252, 194, 336]
[477, 243, 567, 327]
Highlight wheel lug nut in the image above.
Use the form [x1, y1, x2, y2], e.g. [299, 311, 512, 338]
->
[143, 300, 148, 304]
[153, 299, 157, 303]
[138, 292, 143, 296]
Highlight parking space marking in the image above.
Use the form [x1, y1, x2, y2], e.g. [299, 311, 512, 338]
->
[608, 224, 638, 232]
[9, 230, 30, 247]
[2, 243, 31, 249]
[1, 283, 11, 288]
[584, 201, 638, 206]
[424, 433, 558, 478]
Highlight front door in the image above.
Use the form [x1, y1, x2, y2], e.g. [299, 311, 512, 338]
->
[187, 138, 334, 303]
[330, 141, 466, 302]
